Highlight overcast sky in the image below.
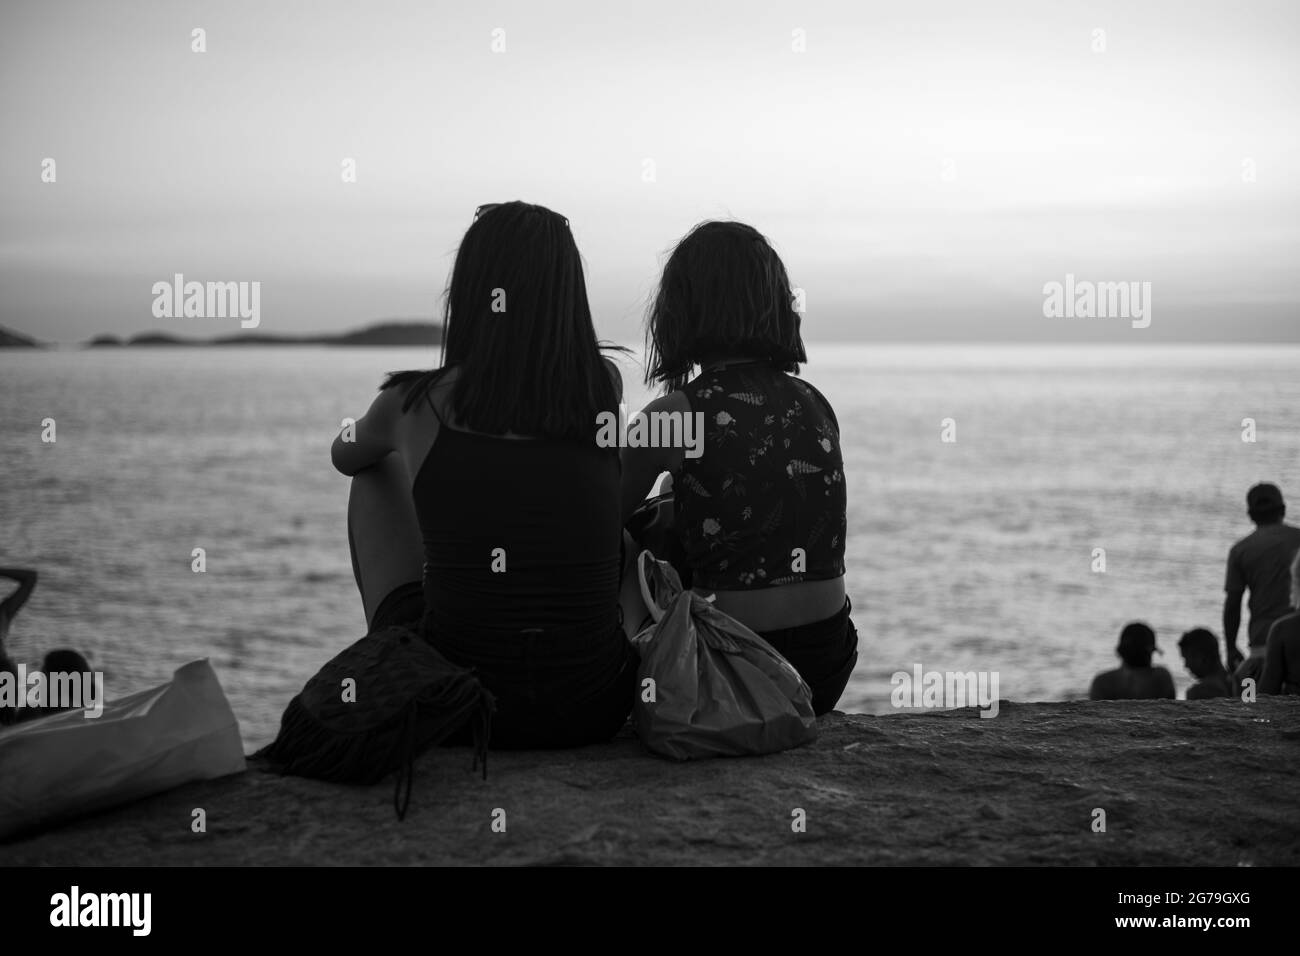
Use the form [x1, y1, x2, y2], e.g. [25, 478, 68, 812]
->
[2, 0, 1297, 344]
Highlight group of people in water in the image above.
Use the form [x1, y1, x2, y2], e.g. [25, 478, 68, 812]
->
[3, 202, 1297, 739]
[1090, 482, 1300, 700]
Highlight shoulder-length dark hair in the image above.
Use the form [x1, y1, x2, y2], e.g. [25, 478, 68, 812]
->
[383, 201, 619, 442]
[644, 220, 807, 393]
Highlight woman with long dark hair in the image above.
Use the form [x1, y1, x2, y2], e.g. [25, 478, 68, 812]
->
[622, 220, 857, 715]
[332, 201, 635, 747]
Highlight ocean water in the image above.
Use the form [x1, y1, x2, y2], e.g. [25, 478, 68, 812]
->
[1, 343, 1296, 749]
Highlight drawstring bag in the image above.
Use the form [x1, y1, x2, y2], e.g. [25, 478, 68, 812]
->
[631, 550, 818, 760]
[253, 625, 494, 819]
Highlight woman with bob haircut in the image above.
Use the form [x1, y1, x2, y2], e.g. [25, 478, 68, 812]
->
[622, 220, 857, 714]
[331, 201, 636, 748]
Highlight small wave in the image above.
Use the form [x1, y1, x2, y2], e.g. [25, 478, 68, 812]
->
[300, 571, 346, 584]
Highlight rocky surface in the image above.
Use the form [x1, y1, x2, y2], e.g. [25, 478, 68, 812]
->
[3, 698, 1296, 866]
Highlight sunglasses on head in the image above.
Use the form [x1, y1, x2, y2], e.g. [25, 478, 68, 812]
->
[473, 203, 569, 228]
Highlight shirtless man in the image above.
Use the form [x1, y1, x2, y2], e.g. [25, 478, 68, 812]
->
[1223, 483, 1300, 687]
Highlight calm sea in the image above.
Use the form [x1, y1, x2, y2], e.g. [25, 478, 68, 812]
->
[1, 344, 1296, 749]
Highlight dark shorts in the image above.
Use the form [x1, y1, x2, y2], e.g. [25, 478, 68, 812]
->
[756, 599, 858, 716]
[370, 581, 426, 632]
[371, 582, 638, 750]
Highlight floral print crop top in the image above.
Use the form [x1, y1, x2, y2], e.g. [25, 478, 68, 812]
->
[673, 362, 847, 591]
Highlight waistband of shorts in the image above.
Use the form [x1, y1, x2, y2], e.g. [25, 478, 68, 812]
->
[754, 597, 853, 641]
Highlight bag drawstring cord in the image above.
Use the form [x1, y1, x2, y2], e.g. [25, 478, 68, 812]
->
[471, 695, 492, 781]
[392, 705, 418, 821]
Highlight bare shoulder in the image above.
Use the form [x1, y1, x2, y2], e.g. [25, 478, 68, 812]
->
[1089, 670, 1117, 699]
[1270, 612, 1300, 642]
[596, 355, 627, 405]
[642, 390, 691, 416]
[390, 367, 455, 409]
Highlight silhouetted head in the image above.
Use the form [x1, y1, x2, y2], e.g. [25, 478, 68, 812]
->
[42, 648, 90, 675]
[644, 220, 807, 392]
[383, 201, 619, 443]
[1178, 628, 1222, 679]
[1247, 482, 1285, 525]
[1117, 621, 1159, 668]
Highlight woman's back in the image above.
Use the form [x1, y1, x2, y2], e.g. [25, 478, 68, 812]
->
[398, 373, 622, 635]
[626, 218, 858, 713]
[327, 201, 635, 749]
[415, 411, 621, 634]
[675, 362, 846, 592]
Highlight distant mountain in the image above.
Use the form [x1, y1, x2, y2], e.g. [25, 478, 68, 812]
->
[85, 321, 442, 348]
[331, 322, 443, 346]
[127, 332, 201, 346]
[0, 325, 42, 348]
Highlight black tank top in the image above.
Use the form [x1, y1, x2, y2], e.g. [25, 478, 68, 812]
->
[412, 395, 622, 634]
[674, 362, 847, 590]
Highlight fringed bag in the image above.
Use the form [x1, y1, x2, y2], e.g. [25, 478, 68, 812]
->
[253, 625, 495, 819]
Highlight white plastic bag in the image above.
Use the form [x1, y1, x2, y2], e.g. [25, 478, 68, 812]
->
[0, 659, 246, 841]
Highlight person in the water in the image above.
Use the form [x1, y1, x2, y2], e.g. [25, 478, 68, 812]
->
[1177, 628, 1234, 700]
[0, 567, 95, 724]
[1089, 622, 1175, 700]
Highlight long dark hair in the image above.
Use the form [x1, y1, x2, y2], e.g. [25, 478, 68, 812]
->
[644, 220, 807, 393]
[383, 201, 619, 442]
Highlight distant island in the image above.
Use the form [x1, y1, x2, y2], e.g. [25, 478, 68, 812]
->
[0, 325, 42, 348]
[84, 320, 443, 348]
[0, 321, 443, 349]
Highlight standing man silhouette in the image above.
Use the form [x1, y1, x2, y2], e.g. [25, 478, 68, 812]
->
[1223, 483, 1300, 689]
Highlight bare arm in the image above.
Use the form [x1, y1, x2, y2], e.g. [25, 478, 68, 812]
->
[0, 568, 37, 615]
[1259, 624, 1284, 695]
[1222, 545, 1246, 669]
[619, 392, 688, 524]
[332, 387, 402, 476]
[0, 568, 38, 647]
[1223, 589, 1244, 669]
